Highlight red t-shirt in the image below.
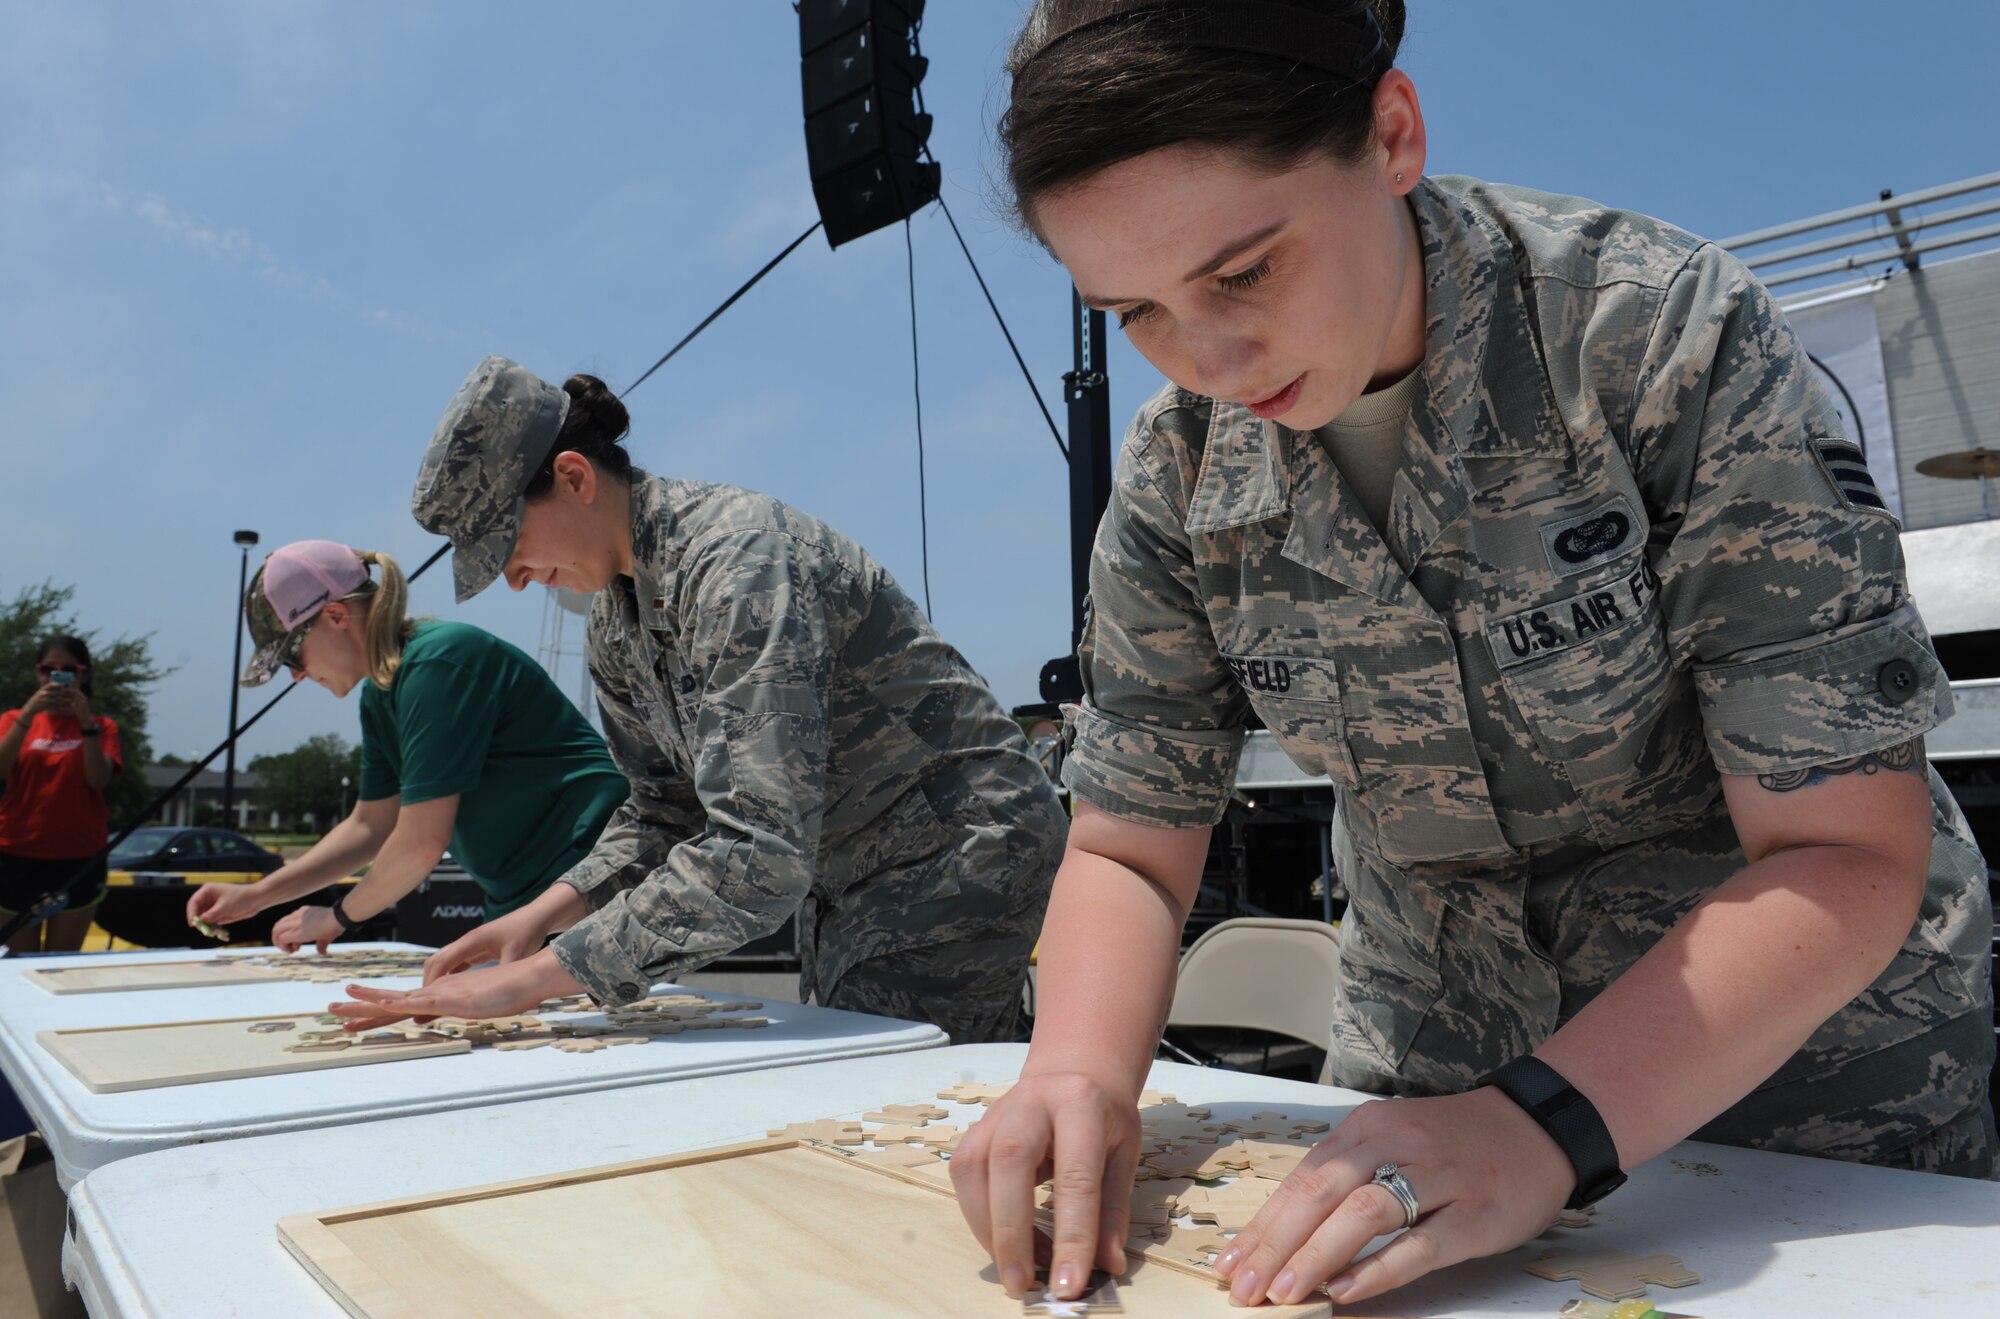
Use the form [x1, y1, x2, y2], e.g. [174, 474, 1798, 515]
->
[0, 710, 123, 859]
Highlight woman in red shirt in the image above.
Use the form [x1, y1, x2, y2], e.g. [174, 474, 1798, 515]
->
[0, 636, 122, 952]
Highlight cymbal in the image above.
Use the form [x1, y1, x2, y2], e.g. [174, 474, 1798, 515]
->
[1914, 449, 2000, 480]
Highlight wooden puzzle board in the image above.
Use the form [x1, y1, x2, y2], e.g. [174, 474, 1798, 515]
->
[24, 949, 431, 995]
[24, 960, 288, 994]
[280, 1137, 1332, 1319]
[37, 1014, 470, 1093]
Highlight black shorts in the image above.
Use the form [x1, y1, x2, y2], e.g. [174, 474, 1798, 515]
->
[0, 850, 109, 915]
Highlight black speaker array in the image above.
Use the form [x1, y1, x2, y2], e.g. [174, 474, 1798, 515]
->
[799, 0, 940, 248]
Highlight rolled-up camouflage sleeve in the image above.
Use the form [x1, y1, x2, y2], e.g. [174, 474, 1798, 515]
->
[1631, 244, 1952, 776]
[552, 605, 705, 912]
[552, 530, 835, 1005]
[1062, 415, 1247, 828]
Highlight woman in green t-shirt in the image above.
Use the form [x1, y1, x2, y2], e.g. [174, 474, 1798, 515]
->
[185, 539, 626, 951]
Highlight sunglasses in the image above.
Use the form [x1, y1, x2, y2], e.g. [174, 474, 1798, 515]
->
[280, 616, 319, 672]
[35, 663, 88, 677]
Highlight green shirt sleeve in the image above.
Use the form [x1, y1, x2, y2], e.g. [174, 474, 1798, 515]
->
[389, 656, 496, 805]
[356, 688, 398, 802]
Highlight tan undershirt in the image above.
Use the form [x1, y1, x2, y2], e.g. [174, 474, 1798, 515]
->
[1322, 366, 1423, 536]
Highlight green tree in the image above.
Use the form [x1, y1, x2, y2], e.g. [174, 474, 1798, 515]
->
[248, 733, 361, 832]
[1, 581, 168, 830]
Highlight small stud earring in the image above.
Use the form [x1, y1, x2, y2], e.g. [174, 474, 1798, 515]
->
[1395, 172, 1405, 184]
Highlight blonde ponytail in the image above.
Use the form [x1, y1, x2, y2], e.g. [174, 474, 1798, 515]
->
[351, 550, 420, 689]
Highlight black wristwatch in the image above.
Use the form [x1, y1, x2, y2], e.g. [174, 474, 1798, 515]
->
[330, 894, 362, 933]
[1485, 1056, 1627, 1209]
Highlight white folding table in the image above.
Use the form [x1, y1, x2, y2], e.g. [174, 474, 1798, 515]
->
[63, 1042, 2000, 1317]
[0, 943, 945, 1189]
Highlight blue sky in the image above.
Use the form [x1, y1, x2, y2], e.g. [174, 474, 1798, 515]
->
[3, 0, 1996, 766]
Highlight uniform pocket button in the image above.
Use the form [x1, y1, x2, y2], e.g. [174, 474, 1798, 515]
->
[1877, 659, 1919, 704]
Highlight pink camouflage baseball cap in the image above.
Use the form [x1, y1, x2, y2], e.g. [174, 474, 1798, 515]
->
[238, 540, 375, 687]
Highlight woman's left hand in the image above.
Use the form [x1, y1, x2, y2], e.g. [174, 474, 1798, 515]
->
[1213, 1086, 1576, 1308]
[272, 904, 342, 955]
[329, 950, 584, 1031]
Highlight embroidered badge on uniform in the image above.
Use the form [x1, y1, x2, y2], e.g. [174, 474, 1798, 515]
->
[1538, 495, 1638, 578]
[1808, 436, 1895, 519]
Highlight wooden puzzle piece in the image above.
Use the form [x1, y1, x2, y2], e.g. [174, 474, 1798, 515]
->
[246, 1021, 295, 1033]
[1134, 1089, 1178, 1109]
[851, 1143, 944, 1170]
[1155, 1224, 1236, 1269]
[1175, 1183, 1274, 1233]
[866, 1123, 942, 1145]
[1525, 1249, 1701, 1301]
[1236, 1140, 1311, 1182]
[1137, 1150, 1211, 1180]
[864, 1104, 948, 1124]
[1198, 1140, 1258, 1175]
[767, 1120, 866, 1146]
[1551, 1204, 1598, 1231]
[226, 951, 435, 984]
[1021, 1269, 1124, 1316]
[1211, 1112, 1296, 1140]
[937, 1081, 1014, 1105]
[1139, 1116, 1233, 1148]
[1138, 1102, 1212, 1123]
[1285, 1116, 1330, 1134]
[286, 1040, 353, 1053]
[1557, 1300, 1699, 1319]
[493, 1038, 554, 1051]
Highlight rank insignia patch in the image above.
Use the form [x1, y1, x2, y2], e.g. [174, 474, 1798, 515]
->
[1809, 436, 1894, 519]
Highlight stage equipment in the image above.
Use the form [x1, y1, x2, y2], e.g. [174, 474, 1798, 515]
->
[799, 0, 939, 247]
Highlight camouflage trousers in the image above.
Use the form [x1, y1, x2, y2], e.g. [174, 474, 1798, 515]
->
[820, 929, 1033, 1044]
[1326, 771, 1996, 1179]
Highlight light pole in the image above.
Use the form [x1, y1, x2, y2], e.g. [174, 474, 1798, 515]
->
[224, 530, 259, 827]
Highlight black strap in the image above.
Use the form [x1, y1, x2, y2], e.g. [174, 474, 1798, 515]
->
[330, 893, 361, 934]
[1485, 1056, 1628, 1209]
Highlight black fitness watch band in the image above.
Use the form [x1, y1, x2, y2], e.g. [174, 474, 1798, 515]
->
[330, 894, 362, 934]
[1485, 1056, 1627, 1209]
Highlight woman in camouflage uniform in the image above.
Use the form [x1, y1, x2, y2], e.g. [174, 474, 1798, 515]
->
[951, 0, 1995, 1308]
[338, 359, 1065, 1046]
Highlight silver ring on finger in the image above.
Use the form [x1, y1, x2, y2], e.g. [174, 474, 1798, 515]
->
[1372, 1162, 1421, 1229]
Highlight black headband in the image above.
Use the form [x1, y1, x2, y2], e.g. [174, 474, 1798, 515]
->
[1015, 1, 1391, 93]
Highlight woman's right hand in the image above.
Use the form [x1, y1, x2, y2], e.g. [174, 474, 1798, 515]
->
[949, 1071, 1144, 1301]
[186, 880, 267, 932]
[424, 907, 549, 984]
[19, 682, 64, 719]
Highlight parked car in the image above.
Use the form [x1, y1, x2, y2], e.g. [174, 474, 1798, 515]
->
[107, 826, 285, 876]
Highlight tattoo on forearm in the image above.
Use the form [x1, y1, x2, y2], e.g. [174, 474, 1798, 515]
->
[1757, 737, 1925, 792]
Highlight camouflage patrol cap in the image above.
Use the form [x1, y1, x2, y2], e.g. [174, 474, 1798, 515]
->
[411, 356, 571, 602]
